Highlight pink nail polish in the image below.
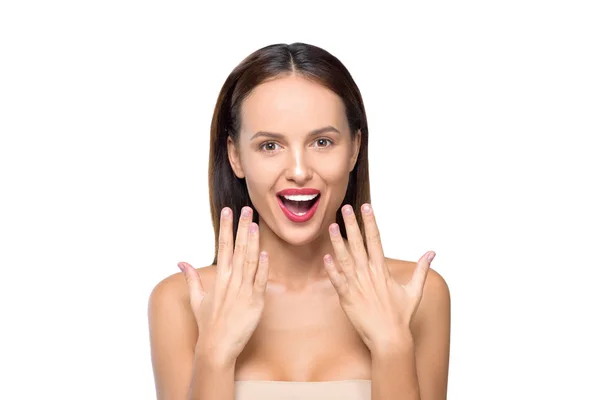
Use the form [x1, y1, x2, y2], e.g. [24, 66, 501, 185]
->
[342, 205, 352, 215]
[260, 251, 268, 262]
[330, 224, 340, 235]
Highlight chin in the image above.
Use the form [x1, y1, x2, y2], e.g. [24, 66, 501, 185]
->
[276, 226, 323, 247]
[255, 189, 340, 246]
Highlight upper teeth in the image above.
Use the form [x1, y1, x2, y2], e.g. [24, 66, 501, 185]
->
[282, 194, 318, 201]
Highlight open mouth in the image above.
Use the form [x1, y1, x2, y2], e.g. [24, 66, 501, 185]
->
[276, 192, 321, 223]
[277, 193, 320, 216]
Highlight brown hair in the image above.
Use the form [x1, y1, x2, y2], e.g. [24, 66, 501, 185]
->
[208, 42, 371, 264]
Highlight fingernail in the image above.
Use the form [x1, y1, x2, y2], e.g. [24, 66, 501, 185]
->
[260, 251, 268, 262]
[250, 223, 258, 234]
[177, 262, 185, 272]
[330, 224, 340, 235]
[242, 207, 250, 217]
[221, 208, 230, 218]
[427, 252, 436, 263]
[342, 205, 352, 215]
[361, 204, 372, 214]
[324, 254, 333, 264]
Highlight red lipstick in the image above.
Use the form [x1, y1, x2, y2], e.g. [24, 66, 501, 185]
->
[276, 188, 321, 223]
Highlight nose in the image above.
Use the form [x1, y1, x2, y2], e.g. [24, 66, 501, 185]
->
[284, 148, 313, 184]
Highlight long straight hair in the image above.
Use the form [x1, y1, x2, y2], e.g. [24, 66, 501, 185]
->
[208, 42, 371, 264]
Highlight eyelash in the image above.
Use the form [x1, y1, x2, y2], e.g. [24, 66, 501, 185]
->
[259, 138, 334, 153]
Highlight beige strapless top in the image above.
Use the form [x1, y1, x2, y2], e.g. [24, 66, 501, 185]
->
[234, 379, 371, 400]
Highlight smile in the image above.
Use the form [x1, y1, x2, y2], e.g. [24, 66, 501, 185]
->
[276, 188, 321, 223]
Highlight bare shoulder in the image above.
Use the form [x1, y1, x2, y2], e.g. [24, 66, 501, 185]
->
[385, 256, 449, 292]
[385, 257, 451, 396]
[147, 263, 219, 342]
[149, 264, 218, 300]
[385, 256, 451, 333]
[147, 263, 218, 398]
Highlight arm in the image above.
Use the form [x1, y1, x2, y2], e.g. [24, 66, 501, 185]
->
[148, 272, 235, 400]
[371, 268, 451, 400]
[371, 333, 420, 400]
[189, 346, 236, 400]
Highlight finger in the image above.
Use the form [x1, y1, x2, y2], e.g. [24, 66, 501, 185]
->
[216, 207, 234, 276]
[214, 207, 233, 306]
[407, 251, 435, 296]
[328, 223, 358, 284]
[241, 222, 260, 289]
[323, 254, 349, 298]
[178, 262, 206, 308]
[341, 205, 369, 269]
[360, 203, 389, 281]
[253, 251, 269, 296]
[230, 206, 253, 291]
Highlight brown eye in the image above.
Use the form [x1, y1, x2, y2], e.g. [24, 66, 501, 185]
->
[315, 138, 333, 148]
[260, 142, 280, 152]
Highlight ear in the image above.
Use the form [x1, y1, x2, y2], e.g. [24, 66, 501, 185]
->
[227, 136, 245, 178]
[350, 129, 362, 172]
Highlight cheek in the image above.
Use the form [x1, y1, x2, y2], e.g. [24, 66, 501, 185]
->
[316, 160, 352, 206]
[317, 156, 351, 183]
[242, 157, 278, 203]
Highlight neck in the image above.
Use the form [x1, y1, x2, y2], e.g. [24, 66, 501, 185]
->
[257, 217, 340, 293]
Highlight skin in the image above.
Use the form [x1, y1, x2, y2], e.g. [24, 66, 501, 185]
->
[148, 74, 451, 399]
[228, 73, 362, 290]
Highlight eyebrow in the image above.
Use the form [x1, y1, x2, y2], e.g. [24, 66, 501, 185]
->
[250, 125, 341, 141]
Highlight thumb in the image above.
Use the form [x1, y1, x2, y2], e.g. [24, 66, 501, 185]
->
[407, 251, 434, 296]
[178, 262, 206, 307]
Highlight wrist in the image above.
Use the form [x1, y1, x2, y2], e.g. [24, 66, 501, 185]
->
[369, 329, 415, 359]
[194, 340, 237, 370]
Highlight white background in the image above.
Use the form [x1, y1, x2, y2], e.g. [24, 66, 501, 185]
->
[1, 1, 598, 399]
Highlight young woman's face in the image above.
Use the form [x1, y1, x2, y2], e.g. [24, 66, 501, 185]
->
[228, 74, 361, 245]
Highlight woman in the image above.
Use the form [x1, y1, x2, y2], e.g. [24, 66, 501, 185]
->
[148, 42, 451, 400]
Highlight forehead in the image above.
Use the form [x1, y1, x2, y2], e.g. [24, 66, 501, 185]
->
[240, 75, 348, 136]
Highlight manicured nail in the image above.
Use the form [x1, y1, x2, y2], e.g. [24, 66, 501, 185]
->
[330, 224, 340, 235]
[260, 251, 268, 262]
[342, 205, 352, 215]
[361, 204, 372, 214]
[427, 252, 436, 263]
[250, 223, 258, 234]
[177, 262, 185, 272]
[242, 207, 251, 217]
[221, 208, 230, 218]
[324, 254, 333, 264]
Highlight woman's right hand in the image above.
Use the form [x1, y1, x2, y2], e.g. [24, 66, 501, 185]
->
[177, 206, 269, 367]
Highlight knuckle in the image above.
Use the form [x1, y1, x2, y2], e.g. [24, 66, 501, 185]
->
[245, 258, 258, 268]
[234, 242, 247, 254]
[253, 272, 267, 289]
[218, 239, 231, 252]
[367, 232, 381, 244]
[338, 255, 352, 266]
[351, 237, 365, 248]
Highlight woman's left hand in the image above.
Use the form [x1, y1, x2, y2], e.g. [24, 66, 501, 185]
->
[323, 203, 435, 354]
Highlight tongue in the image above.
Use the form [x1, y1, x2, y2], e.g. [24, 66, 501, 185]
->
[283, 199, 314, 214]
